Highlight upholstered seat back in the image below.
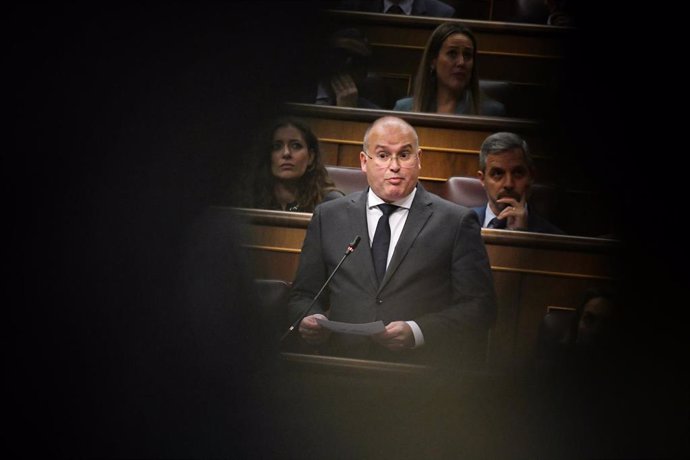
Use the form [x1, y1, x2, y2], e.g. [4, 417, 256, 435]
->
[440, 176, 487, 208]
[440, 176, 557, 221]
[326, 165, 369, 195]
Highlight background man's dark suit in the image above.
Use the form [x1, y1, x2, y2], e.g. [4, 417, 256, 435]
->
[472, 205, 564, 234]
[336, 0, 456, 17]
[288, 185, 496, 367]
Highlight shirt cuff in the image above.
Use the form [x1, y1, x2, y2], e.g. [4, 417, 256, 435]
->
[406, 321, 425, 348]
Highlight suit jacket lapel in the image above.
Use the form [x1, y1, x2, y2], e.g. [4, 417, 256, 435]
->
[473, 206, 487, 226]
[349, 190, 379, 292]
[378, 185, 433, 292]
[412, 0, 427, 15]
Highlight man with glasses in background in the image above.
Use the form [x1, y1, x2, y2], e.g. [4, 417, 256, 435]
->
[288, 116, 496, 368]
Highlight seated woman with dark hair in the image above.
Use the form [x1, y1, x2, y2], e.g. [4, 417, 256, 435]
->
[246, 118, 343, 212]
[393, 22, 505, 116]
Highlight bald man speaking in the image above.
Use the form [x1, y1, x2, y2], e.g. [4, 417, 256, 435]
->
[287, 116, 496, 368]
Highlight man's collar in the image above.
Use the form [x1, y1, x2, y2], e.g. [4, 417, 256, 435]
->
[367, 186, 417, 209]
[384, 0, 413, 15]
[484, 202, 529, 227]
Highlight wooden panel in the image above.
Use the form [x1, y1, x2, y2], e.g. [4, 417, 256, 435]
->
[488, 271, 522, 370]
[419, 177, 447, 196]
[247, 223, 307, 250]
[374, 74, 552, 118]
[369, 44, 560, 86]
[513, 275, 614, 368]
[474, 30, 564, 57]
[284, 103, 609, 234]
[485, 242, 619, 279]
[232, 207, 621, 371]
[478, 52, 560, 85]
[327, 10, 572, 55]
[375, 73, 412, 106]
[326, 10, 572, 86]
[419, 148, 479, 178]
[248, 249, 300, 282]
[286, 103, 546, 181]
[323, 136, 483, 178]
[320, 142, 339, 165]
[445, 0, 492, 20]
[368, 45, 419, 77]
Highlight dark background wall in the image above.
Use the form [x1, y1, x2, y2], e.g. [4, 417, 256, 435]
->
[10, 2, 325, 456]
[9, 1, 686, 457]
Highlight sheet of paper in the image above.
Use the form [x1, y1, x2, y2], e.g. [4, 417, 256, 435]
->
[315, 318, 386, 336]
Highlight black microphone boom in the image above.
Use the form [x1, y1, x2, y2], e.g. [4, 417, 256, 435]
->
[280, 235, 361, 342]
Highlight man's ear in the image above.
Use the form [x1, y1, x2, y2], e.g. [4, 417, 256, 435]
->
[360, 151, 368, 173]
[477, 170, 485, 186]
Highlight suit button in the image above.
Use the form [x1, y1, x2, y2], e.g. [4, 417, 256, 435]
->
[376, 298, 383, 305]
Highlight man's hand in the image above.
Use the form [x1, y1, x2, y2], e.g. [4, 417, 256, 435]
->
[330, 73, 359, 107]
[496, 193, 528, 230]
[298, 314, 331, 345]
[372, 321, 414, 351]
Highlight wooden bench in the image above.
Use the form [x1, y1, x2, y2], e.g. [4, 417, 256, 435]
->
[284, 103, 612, 236]
[324, 9, 575, 111]
[285, 103, 547, 181]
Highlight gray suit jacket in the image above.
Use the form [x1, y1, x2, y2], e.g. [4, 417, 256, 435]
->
[288, 185, 497, 367]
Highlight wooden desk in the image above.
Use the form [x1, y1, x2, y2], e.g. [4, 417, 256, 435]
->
[234, 207, 621, 371]
[266, 351, 515, 458]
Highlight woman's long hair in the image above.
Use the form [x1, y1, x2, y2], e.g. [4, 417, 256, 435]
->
[412, 22, 480, 114]
[251, 117, 337, 212]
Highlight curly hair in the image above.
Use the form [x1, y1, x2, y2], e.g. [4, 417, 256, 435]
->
[251, 117, 338, 212]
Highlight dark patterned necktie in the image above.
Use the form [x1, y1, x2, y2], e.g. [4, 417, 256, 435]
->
[372, 204, 398, 283]
[487, 217, 507, 229]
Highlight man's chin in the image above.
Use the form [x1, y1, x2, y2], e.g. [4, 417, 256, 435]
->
[494, 202, 509, 212]
[495, 196, 521, 211]
[380, 185, 409, 201]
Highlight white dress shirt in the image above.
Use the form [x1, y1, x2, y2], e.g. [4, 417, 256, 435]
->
[482, 204, 498, 228]
[366, 187, 424, 347]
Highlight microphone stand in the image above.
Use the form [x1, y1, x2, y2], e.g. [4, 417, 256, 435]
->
[280, 236, 361, 342]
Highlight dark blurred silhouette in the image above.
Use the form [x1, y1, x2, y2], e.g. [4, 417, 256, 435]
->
[315, 28, 384, 109]
[10, 2, 321, 457]
[512, 0, 576, 25]
[536, 287, 623, 377]
[9, 1, 687, 458]
[335, 0, 456, 17]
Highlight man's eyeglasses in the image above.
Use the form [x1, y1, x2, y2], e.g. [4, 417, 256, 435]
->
[363, 150, 418, 166]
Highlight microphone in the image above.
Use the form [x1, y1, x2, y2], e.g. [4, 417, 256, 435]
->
[280, 235, 361, 342]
